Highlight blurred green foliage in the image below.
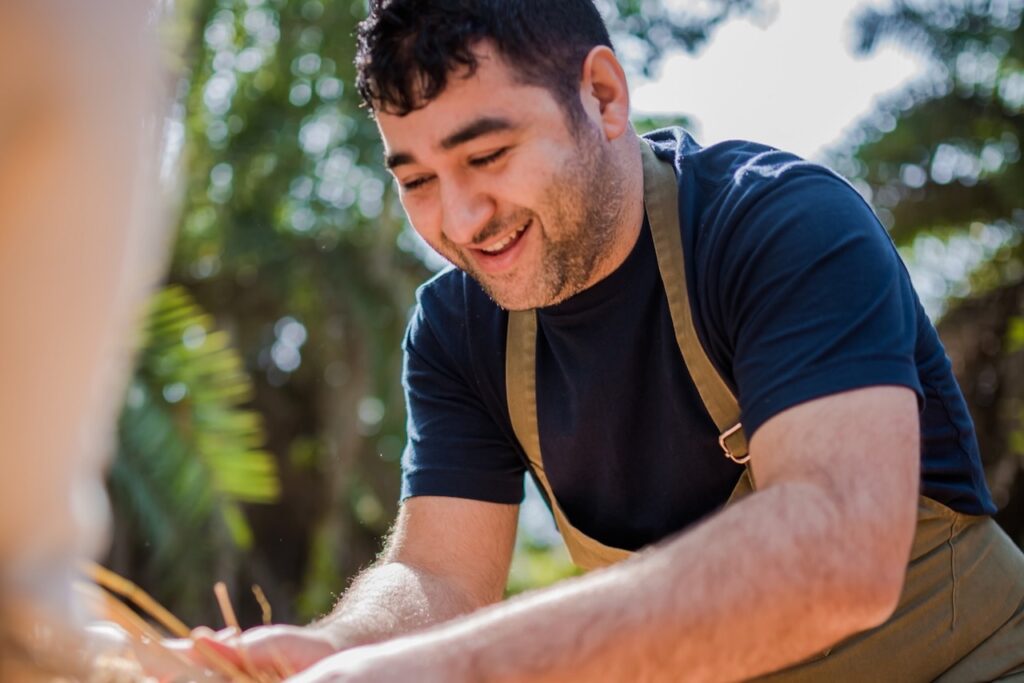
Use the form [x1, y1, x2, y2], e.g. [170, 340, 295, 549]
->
[835, 0, 1024, 298]
[632, 114, 694, 135]
[837, 0, 1024, 543]
[109, 286, 278, 624]
[506, 542, 582, 598]
[1009, 316, 1024, 354]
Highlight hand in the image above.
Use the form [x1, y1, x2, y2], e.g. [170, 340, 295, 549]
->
[84, 622, 210, 683]
[169, 624, 337, 679]
[283, 646, 385, 683]
[284, 640, 454, 683]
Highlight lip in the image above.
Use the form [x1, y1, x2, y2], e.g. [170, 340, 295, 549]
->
[467, 219, 532, 274]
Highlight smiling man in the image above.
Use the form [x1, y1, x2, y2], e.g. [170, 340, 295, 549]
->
[194, 1, 1024, 681]
[381, 69, 632, 312]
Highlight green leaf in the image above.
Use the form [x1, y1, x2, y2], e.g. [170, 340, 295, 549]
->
[1008, 316, 1024, 354]
[109, 284, 279, 619]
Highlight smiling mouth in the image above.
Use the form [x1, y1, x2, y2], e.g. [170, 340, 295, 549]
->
[476, 220, 530, 256]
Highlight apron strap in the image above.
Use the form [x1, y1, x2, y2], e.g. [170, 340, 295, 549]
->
[504, 138, 753, 570]
[641, 141, 750, 464]
[506, 308, 632, 569]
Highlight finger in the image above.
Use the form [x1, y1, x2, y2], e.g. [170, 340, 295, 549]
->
[133, 645, 208, 683]
[109, 633, 208, 682]
[160, 628, 237, 669]
[194, 627, 288, 680]
[244, 629, 334, 673]
[187, 625, 335, 678]
[227, 630, 262, 681]
[192, 630, 245, 669]
[192, 625, 237, 642]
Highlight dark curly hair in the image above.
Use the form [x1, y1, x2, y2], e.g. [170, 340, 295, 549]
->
[355, 0, 613, 122]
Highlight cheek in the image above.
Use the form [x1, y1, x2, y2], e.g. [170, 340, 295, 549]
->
[507, 147, 573, 210]
[495, 172, 545, 216]
[402, 197, 444, 245]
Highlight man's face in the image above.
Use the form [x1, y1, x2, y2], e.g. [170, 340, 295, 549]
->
[377, 44, 622, 310]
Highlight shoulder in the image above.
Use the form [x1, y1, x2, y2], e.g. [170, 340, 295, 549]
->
[411, 264, 505, 328]
[405, 265, 507, 373]
[655, 132, 889, 276]
[711, 148, 873, 242]
[705, 157, 893, 286]
[644, 126, 866, 228]
[407, 266, 467, 346]
[645, 126, 809, 183]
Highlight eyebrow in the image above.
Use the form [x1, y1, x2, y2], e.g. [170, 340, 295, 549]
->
[384, 116, 518, 169]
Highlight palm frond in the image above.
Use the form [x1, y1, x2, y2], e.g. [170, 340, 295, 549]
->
[108, 285, 279, 621]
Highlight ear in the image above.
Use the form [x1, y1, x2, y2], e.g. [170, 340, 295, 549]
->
[579, 46, 631, 141]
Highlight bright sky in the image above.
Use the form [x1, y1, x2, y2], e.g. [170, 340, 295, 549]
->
[632, 0, 929, 161]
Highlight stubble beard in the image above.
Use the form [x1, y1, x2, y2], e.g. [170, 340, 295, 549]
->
[461, 128, 625, 311]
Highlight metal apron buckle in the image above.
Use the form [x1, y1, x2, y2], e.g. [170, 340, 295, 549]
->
[719, 423, 749, 464]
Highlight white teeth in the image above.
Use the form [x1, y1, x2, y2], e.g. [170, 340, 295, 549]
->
[481, 224, 527, 254]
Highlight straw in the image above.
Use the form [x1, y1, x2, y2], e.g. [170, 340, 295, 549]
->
[213, 582, 275, 683]
[79, 564, 259, 683]
[84, 562, 190, 638]
[251, 585, 272, 626]
[74, 580, 203, 680]
[80, 563, 296, 683]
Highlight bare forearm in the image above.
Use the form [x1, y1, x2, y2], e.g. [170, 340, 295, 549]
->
[377, 481, 910, 683]
[315, 561, 481, 650]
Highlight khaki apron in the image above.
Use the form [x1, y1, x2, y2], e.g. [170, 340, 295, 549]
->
[505, 141, 1024, 681]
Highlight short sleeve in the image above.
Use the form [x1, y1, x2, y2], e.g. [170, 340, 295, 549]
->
[400, 289, 525, 504]
[712, 170, 924, 437]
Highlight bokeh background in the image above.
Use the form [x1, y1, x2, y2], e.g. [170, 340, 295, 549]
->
[105, 0, 1024, 629]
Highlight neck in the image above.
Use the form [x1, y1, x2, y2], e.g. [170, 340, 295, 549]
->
[581, 132, 646, 291]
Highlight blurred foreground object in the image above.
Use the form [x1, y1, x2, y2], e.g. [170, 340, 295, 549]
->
[0, 0, 166, 677]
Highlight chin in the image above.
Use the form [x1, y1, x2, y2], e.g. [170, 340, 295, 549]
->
[488, 284, 571, 311]
[478, 282, 542, 311]
[465, 262, 570, 310]
[488, 291, 534, 312]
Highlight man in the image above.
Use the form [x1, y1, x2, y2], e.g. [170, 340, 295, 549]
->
[193, 1, 1024, 680]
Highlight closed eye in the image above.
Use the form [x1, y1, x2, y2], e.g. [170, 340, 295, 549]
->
[470, 147, 508, 167]
[402, 174, 435, 191]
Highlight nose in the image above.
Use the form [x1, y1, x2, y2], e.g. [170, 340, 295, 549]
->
[439, 179, 496, 247]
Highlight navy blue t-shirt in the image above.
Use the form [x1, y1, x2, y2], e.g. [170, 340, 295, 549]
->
[400, 128, 995, 551]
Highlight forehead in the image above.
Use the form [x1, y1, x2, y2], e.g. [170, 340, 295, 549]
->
[375, 46, 565, 154]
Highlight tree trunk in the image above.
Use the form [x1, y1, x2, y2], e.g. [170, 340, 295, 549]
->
[937, 278, 1024, 545]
